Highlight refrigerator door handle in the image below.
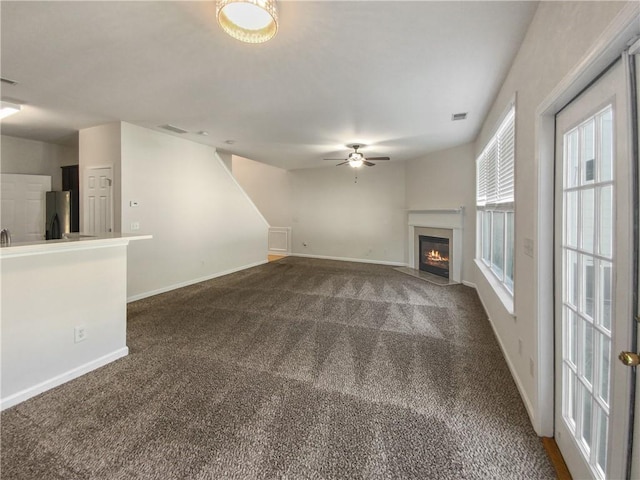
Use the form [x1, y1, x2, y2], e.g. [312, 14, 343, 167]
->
[51, 213, 60, 240]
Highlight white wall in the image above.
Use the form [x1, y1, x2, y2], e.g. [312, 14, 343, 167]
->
[119, 123, 269, 300]
[473, 1, 630, 434]
[231, 154, 292, 227]
[1, 135, 78, 190]
[406, 143, 475, 283]
[289, 163, 406, 264]
[1, 242, 128, 409]
[79, 123, 122, 232]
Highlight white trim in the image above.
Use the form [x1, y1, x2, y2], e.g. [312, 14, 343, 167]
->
[0, 347, 129, 411]
[477, 94, 518, 155]
[214, 151, 270, 229]
[474, 259, 514, 315]
[408, 209, 464, 229]
[532, 1, 640, 438]
[127, 259, 268, 302]
[290, 252, 406, 267]
[474, 285, 535, 424]
[408, 208, 463, 214]
[268, 227, 291, 254]
[462, 280, 477, 289]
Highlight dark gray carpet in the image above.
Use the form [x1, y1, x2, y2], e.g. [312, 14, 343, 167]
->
[1, 257, 555, 479]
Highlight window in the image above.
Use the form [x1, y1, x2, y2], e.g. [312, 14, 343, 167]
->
[477, 105, 515, 293]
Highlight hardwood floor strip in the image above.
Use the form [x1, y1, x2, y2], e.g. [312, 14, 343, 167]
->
[541, 437, 572, 480]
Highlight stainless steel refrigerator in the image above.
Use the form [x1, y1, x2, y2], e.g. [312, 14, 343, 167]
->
[45, 191, 71, 240]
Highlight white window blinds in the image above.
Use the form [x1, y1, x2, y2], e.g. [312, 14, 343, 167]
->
[476, 106, 515, 206]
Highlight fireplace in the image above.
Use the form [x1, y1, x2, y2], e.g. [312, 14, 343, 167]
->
[419, 235, 450, 278]
[408, 209, 462, 283]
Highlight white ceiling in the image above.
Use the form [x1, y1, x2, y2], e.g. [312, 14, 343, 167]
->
[0, 1, 538, 170]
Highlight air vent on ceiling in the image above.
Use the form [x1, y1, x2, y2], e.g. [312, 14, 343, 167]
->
[159, 124, 188, 134]
[1, 77, 18, 86]
[451, 112, 467, 121]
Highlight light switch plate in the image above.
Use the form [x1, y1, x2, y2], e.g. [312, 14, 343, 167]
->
[524, 238, 534, 258]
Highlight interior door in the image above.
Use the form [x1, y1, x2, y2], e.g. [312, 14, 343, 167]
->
[554, 57, 635, 480]
[83, 167, 112, 234]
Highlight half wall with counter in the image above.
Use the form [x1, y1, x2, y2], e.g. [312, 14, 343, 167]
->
[0, 234, 150, 410]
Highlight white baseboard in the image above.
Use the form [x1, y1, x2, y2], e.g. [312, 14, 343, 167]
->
[268, 251, 289, 257]
[290, 253, 406, 267]
[474, 287, 536, 429]
[1, 347, 129, 411]
[127, 259, 269, 302]
[462, 280, 477, 288]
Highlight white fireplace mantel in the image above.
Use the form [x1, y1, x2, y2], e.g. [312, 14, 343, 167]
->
[408, 208, 464, 283]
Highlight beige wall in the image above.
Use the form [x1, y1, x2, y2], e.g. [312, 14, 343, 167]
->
[289, 163, 406, 264]
[1, 135, 78, 190]
[231, 155, 292, 227]
[406, 143, 475, 283]
[120, 123, 269, 300]
[232, 145, 475, 271]
[473, 1, 631, 434]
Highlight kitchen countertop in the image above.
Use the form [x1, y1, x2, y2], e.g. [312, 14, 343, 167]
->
[0, 233, 152, 258]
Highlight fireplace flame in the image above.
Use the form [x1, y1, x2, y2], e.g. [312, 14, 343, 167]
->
[426, 250, 448, 262]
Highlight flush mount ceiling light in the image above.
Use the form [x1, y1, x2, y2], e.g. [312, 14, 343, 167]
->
[0, 100, 22, 119]
[216, 0, 278, 44]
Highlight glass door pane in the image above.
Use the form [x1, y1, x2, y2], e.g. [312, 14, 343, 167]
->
[560, 105, 614, 480]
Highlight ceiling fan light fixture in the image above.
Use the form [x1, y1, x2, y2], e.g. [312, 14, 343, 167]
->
[217, 0, 278, 44]
[348, 151, 364, 168]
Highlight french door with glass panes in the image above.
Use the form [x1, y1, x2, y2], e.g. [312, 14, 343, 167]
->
[554, 57, 634, 480]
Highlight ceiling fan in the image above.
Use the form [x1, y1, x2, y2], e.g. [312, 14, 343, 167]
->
[324, 144, 390, 168]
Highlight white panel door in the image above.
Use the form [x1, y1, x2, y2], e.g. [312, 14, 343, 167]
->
[83, 167, 112, 234]
[555, 58, 635, 480]
[0, 174, 51, 242]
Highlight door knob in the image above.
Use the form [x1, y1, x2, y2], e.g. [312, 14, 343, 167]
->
[619, 351, 640, 367]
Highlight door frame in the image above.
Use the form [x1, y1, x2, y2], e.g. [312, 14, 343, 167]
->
[533, 2, 640, 438]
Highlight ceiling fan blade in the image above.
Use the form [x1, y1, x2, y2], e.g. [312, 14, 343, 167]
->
[323, 158, 346, 161]
[336, 161, 349, 166]
[363, 160, 375, 167]
[365, 157, 390, 161]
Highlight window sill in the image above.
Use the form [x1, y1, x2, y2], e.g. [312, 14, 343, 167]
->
[474, 258, 515, 316]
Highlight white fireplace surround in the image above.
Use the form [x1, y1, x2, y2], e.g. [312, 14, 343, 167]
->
[408, 208, 463, 283]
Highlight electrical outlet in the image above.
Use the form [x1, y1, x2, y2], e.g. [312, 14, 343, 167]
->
[130, 221, 140, 231]
[74, 326, 87, 343]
